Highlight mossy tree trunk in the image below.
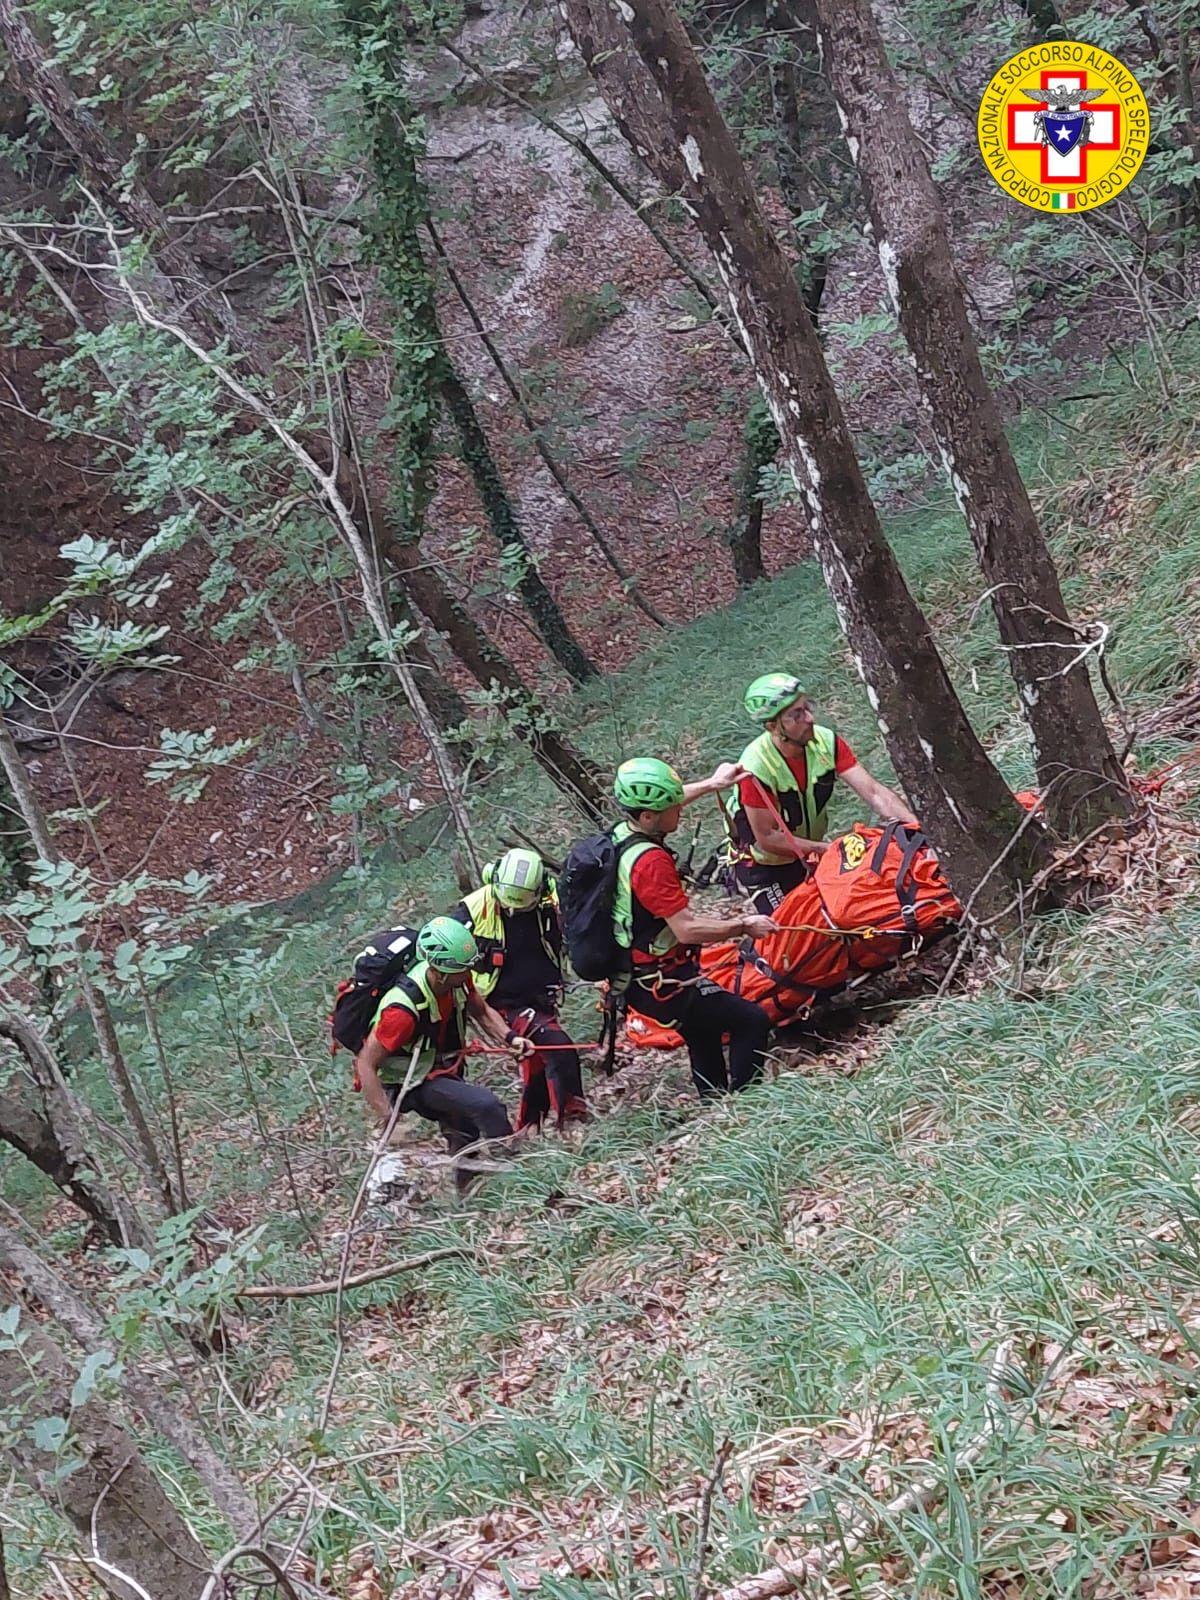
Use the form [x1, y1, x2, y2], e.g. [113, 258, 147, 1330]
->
[350, 1, 596, 685]
[439, 361, 598, 684]
[342, 0, 607, 818]
[724, 2, 830, 587]
[1, 1321, 212, 1600]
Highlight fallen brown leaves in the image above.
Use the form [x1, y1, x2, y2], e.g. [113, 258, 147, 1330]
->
[303, 1218, 1200, 1600]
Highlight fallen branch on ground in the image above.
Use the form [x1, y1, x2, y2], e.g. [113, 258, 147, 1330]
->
[239, 1246, 472, 1300]
[694, 1438, 735, 1597]
[715, 1339, 1013, 1600]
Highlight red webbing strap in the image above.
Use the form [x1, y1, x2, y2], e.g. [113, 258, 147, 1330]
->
[745, 773, 810, 860]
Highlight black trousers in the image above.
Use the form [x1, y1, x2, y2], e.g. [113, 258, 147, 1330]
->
[631, 974, 771, 1100]
[394, 1074, 513, 1189]
[494, 1001, 586, 1127]
[733, 857, 810, 916]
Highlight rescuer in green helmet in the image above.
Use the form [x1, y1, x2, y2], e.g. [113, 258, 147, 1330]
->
[451, 847, 587, 1132]
[353, 915, 534, 1190]
[726, 673, 916, 913]
[611, 757, 780, 1100]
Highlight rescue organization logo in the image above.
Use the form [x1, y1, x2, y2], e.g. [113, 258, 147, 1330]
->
[838, 833, 867, 872]
[977, 41, 1149, 214]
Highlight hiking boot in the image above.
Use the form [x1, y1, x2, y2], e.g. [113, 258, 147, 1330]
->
[491, 1129, 532, 1161]
[558, 1097, 592, 1131]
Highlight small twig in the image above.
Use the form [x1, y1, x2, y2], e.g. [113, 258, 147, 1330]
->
[318, 1043, 421, 1434]
[199, 1543, 307, 1600]
[426, 215, 666, 627]
[693, 1438, 734, 1598]
[75, 1551, 155, 1600]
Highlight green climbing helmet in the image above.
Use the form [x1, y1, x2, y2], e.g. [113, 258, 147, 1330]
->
[744, 672, 806, 724]
[416, 916, 479, 974]
[492, 847, 545, 911]
[613, 757, 685, 813]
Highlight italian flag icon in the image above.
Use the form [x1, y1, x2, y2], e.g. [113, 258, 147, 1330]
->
[1050, 191, 1076, 210]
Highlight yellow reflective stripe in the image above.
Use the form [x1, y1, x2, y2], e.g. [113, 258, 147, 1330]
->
[612, 824, 678, 957]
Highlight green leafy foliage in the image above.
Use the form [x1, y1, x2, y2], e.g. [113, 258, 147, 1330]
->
[145, 727, 259, 803]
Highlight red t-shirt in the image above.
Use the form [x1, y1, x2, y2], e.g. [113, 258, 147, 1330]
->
[628, 848, 689, 966]
[373, 976, 473, 1054]
[738, 735, 857, 814]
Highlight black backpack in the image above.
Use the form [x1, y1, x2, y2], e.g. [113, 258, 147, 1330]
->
[330, 925, 421, 1055]
[559, 829, 648, 982]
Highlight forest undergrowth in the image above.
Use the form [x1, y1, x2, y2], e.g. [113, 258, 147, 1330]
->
[5, 349, 1200, 1598]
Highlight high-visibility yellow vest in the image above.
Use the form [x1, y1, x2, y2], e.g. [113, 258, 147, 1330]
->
[455, 882, 561, 999]
[725, 726, 839, 866]
[370, 960, 467, 1084]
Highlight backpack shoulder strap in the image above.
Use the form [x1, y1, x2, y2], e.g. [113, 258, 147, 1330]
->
[893, 826, 929, 891]
[869, 820, 906, 876]
[386, 972, 434, 1037]
[615, 830, 656, 862]
[390, 971, 426, 1005]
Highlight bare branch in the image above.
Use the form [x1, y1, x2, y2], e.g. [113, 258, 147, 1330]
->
[716, 1340, 1014, 1600]
[238, 1245, 476, 1300]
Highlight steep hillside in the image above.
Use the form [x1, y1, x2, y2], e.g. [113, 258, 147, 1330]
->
[5, 352, 1198, 1597]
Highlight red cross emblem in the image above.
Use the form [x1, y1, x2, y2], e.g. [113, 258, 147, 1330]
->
[1007, 70, 1121, 185]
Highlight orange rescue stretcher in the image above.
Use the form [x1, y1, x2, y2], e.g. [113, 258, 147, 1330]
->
[624, 818, 970, 1046]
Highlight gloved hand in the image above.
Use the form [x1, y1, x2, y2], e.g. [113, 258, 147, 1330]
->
[505, 1029, 536, 1062]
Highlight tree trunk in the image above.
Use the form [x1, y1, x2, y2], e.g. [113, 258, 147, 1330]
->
[554, 0, 768, 594]
[17, 221, 473, 755]
[807, 0, 1132, 835]
[562, 0, 1051, 930]
[0, 1079, 125, 1244]
[426, 215, 667, 627]
[0, 0, 243, 358]
[0, 3, 479, 796]
[377, 530, 608, 822]
[767, 4, 830, 325]
[0, 1224, 262, 1542]
[0, 1322, 210, 1600]
[0, 1011, 152, 1249]
[0, 773, 34, 892]
[726, 396, 773, 586]
[438, 360, 599, 685]
[5, 0, 599, 823]
[122, 285, 485, 878]
[723, 6, 829, 588]
[343, 1, 597, 685]
[0, 719, 175, 1210]
[337, 0, 608, 819]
